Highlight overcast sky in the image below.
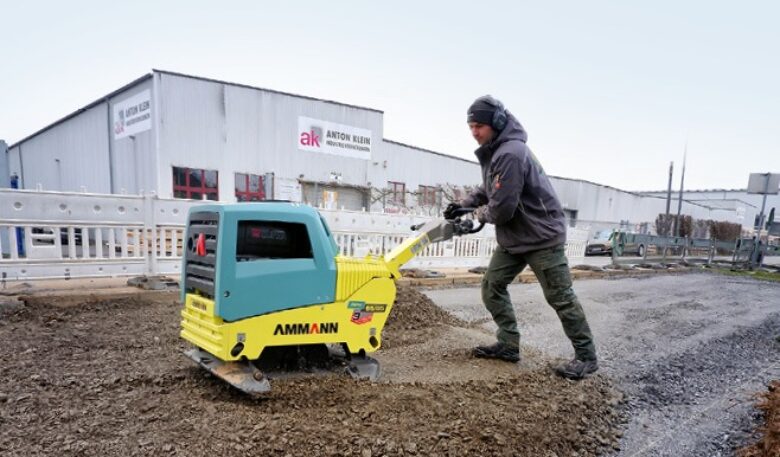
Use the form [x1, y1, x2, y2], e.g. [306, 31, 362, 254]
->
[1, 1, 778, 191]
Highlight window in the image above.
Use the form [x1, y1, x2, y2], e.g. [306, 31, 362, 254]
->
[388, 181, 405, 205]
[418, 185, 440, 207]
[235, 173, 266, 202]
[563, 209, 578, 228]
[236, 221, 312, 261]
[173, 166, 218, 200]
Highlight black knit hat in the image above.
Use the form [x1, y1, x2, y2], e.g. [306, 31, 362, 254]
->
[467, 98, 497, 125]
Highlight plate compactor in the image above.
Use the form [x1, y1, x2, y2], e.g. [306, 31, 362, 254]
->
[180, 202, 481, 395]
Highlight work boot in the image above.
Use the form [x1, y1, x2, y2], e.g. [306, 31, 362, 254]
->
[554, 358, 599, 380]
[472, 342, 520, 363]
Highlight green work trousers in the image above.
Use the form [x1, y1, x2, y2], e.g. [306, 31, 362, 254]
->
[481, 244, 597, 361]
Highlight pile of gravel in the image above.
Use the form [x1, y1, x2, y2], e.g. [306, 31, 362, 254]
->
[385, 286, 467, 331]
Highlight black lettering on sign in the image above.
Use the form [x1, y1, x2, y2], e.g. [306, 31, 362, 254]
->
[365, 304, 387, 313]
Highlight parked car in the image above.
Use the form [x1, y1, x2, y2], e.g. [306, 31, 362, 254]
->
[586, 230, 647, 257]
[585, 230, 613, 256]
[618, 232, 647, 257]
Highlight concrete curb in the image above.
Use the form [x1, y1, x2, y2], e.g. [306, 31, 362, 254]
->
[1, 266, 700, 300]
[397, 266, 697, 288]
[16, 289, 178, 309]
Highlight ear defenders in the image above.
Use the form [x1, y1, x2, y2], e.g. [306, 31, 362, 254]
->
[476, 95, 508, 131]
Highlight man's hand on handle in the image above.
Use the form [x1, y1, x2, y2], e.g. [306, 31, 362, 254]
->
[443, 202, 462, 220]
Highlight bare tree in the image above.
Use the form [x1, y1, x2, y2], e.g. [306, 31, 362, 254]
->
[655, 214, 674, 236]
[370, 183, 477, 215]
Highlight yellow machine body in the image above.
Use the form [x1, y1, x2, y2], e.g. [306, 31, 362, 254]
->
[181, 256, 398, 361]
[178, 202, 451, 395]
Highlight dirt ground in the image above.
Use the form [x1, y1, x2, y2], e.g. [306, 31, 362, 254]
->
[424, 272, 780, 456]
[0, 286, 625, 457]
[739, 381, 780, 457]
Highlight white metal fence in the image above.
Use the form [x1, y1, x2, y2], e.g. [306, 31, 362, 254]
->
[0, 189, 587, 281]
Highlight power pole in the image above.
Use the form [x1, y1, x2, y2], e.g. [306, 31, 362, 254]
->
[673, 145, 687, 237]
[665, 161, 673, 235]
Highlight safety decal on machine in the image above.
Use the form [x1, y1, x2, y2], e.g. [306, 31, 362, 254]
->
[347, 302, 387, 325]
[410, 235, 430, 255]
[351, 311, 373, 325]
[347, 300, 366, 310]
[364, 303, 387, 313]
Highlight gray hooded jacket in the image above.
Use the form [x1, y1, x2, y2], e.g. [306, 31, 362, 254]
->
[461, 113, 567, 254]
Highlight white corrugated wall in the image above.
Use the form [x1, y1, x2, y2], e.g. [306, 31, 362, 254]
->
[110, 80, 156, 195]
[10, 104, 110, 193]
[7, 77, 155, 196]
[155, 71, 383, 202]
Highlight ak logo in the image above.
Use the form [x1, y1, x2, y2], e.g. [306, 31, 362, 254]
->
[114, 109, 125, 135]
[300, 126, 323, 148]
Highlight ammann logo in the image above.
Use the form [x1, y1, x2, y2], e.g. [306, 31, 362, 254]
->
[273, 322, 339, 336]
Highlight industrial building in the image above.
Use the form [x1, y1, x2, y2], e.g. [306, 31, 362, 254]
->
[2, 71, 479, 213]
[1, 70, 771, 234]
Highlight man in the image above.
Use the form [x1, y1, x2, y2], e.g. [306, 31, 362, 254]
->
[444, 95, 598, 380]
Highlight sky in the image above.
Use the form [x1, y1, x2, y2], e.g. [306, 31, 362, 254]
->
[1, 1, 778, 192]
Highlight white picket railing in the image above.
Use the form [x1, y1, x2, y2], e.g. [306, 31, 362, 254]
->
[0, 189, 586, 281]
[331, 231, 498, 269]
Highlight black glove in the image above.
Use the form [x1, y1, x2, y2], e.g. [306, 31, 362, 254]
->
[443, 202, 462, 220]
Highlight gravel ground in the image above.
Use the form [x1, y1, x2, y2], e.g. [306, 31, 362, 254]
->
[0, 287, 625, 457]
[1, 271, 776, 456]
[424, 271, 780, 456]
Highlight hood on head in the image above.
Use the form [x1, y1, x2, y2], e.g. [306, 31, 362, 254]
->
[492, 111, 527, 146]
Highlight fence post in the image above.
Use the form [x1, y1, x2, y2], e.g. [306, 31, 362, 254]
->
[142, 192, 158, 276]
[707, 239, 714, 265]
[611, 232, 617, 265]
[661, 237, 667, 263]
